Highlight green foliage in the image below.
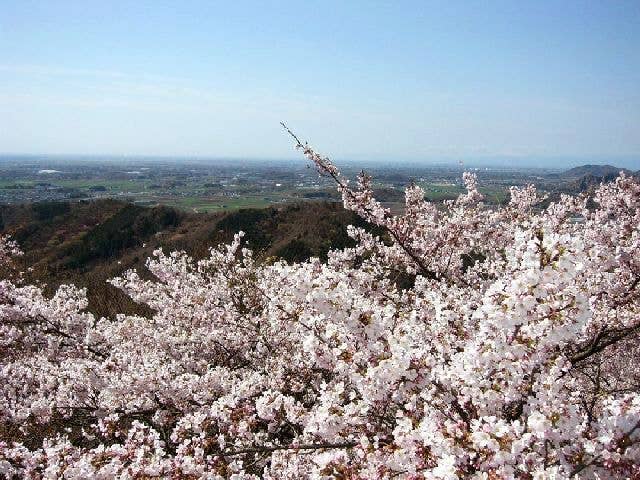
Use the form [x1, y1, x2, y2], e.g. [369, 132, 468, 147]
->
[32, 202, 71, 221]
[274, 239, 313, 263]
[65, 204, 182, 267]
[215, 208, 274, 251]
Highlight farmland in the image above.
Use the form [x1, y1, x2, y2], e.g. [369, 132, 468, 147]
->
[1, 155, 571, 213]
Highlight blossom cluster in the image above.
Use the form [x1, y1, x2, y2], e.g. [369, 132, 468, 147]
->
[1, 140, 639, 479]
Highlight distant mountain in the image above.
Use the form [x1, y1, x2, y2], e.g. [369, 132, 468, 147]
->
[555, 164, 638, 194]
[560, 164, 633, 178]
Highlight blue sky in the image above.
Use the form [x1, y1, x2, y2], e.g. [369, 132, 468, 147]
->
[1, 0, 639, 166]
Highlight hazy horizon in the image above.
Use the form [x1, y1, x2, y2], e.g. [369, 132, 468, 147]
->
[1, 1, 639, 165]
[1, 152, 638, 171]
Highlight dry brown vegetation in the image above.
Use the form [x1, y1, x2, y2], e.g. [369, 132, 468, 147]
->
[0, 199, 373, 317]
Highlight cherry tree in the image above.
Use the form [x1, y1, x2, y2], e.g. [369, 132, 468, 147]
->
[1, 133, 639, 479]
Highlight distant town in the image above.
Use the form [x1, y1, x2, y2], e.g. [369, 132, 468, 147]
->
[2, 155, 621, 212]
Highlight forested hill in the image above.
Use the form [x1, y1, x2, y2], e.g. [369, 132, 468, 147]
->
[0, 200, 372, 317]
[561, 164, 635, 179]
[550, 164, 639, 194]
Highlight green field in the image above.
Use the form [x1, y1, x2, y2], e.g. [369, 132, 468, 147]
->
[2, 176, 509, 213]
[418, 182, 508, 203]
[0, 178, 150, 192]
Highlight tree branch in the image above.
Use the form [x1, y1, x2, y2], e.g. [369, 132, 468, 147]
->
[218, 440, 358, 457]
